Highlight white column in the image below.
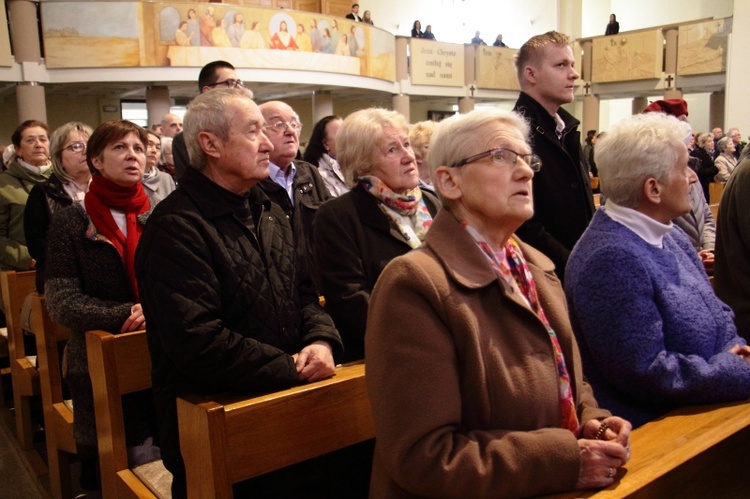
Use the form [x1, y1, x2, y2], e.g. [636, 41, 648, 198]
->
[392, 94, 410, 121]
[9, 0, 46, 122]
[146, 86, 171, 128]
[726, 1, 750, 137]
[312, 91, 333, 123]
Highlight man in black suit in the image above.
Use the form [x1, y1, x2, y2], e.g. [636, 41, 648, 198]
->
[345, 3, 362, 22]
[512, 31, 594, 280]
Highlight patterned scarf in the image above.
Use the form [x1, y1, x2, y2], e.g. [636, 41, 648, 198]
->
[85, 175, 150, 300]
[462, 222, 580, 433]
[360, 175, 433, 249]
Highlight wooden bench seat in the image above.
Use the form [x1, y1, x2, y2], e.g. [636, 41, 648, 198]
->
[1, 270, 38, 450]
[177, 362, 373, 498]
[547, 399, 750, 498]
[30, 293, 78, 499]
[86, 329, 172, 499]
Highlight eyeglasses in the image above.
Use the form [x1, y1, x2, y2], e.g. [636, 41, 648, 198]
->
[205, 79, 244, 89]
[451, 147, 542, 172]
[64, 142, 87, 153]
[264, 121, 303, 134]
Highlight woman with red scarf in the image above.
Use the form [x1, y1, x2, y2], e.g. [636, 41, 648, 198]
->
[45, 120, 158, 491]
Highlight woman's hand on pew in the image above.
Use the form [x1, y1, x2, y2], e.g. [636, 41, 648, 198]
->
[121, 303, 146, 333]
[576, 438, 629, 489]
[294, 340, 336, 382]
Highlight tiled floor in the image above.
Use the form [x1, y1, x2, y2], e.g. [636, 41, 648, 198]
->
[0, 411, 46, 498]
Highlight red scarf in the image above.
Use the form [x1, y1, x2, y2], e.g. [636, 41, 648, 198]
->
[84, 175, 150, 300]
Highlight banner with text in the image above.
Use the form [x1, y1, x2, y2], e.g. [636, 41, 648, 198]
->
[410, 38, 464, 87]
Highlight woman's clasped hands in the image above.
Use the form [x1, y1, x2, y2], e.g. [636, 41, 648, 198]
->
[576, 416, 632, 489]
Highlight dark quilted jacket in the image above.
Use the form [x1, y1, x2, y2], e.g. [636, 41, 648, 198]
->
[135, 167, 342, 486]
[259, 160, 332, 290]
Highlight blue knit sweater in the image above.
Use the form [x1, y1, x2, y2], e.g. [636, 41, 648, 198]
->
[565, 209, 750, 428]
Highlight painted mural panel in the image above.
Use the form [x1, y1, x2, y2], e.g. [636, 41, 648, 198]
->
[591, 30, 663, 83]
[0, 5, 12, 67]
[677, 19, 731, 76]
[476, 45, 519, 91]
[410, 39, 464, 87]
[41, 2, 395, 81]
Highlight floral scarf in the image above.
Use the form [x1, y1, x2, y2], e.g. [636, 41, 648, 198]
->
[360, 175, 433, 249]
[462, 222, 580, 434]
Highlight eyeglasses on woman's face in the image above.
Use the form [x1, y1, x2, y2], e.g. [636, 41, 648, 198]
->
[64, 141, 87, 154]
[451, 147, 542, 172]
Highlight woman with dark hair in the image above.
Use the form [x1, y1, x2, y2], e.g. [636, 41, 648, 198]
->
[583, 130, 598, 177]
[411, 20, 423, 38]
[605, 14, 620, 35]
[0, 119, 52, 270]
[45, 120, 159, 490]
[303, 115, 348, 197]
[141, 130, 175, 204]
[24, 121, 92, 291]
[690, 132, 718, 201]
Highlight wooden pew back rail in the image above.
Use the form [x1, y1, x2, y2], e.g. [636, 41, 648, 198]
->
[178, 362, 373, 498]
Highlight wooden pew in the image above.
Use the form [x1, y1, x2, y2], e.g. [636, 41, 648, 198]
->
[30, 293, 78, 499]
[709, 181, 725, 205]
[177, 362, 373, 498]
[547, 399, 750, 498]
[0, 270, 38, 450]
[86, 329, 172, 499]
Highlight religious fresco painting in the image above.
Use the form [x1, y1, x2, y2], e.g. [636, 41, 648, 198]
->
[677, 18, 731, 76]
[40, 2, 395, 81]
[591, 30, 663, 83]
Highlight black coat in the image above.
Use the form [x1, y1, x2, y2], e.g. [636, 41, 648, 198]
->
[23, 174, 73, 291]
[314, 184, 440, 362]
[136, 167, 342, 491]
[690, 147, 718, 202]
[513, 91, 595, 279]
[259, 161, 332, 290]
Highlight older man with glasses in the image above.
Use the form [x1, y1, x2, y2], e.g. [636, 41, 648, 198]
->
[172, 60, 251, 180]
[258, 101, 332, 291]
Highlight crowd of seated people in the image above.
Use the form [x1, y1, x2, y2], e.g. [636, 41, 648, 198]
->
[5, 47, 750, 499]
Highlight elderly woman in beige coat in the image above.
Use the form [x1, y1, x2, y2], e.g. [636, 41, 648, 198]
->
[366, 109, 631, 498]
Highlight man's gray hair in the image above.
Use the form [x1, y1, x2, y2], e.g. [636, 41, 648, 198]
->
[183, 88, 254, 170]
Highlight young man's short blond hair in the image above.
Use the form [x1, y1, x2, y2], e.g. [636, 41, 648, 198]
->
[514, 31, 572, 86]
